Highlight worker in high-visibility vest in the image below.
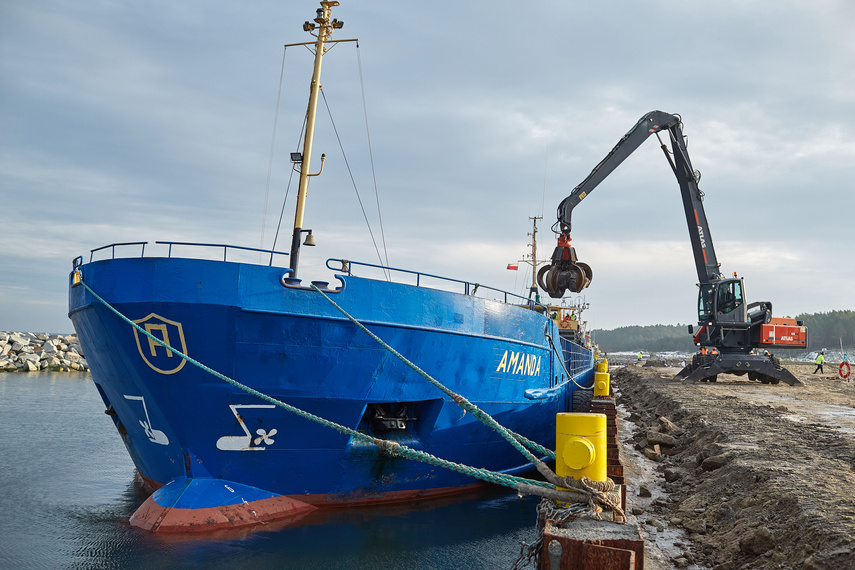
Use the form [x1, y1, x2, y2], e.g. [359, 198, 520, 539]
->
[814, 351, 825, 374]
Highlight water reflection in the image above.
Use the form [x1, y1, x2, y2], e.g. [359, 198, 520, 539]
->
[1, 373, 540, 570]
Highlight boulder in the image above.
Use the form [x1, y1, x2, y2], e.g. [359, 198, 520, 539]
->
[663, 467, 687, 482]
[701, 452, 733, 471]
[20, 353, 40, 364]
[739, 526, 774, 555]
[9, 334, 30, 346]
[658, 416, 684, 435]
[715, 502, 736, 524]
[24, 360, 39, 372]
[646, 430, 679, 447]
[683, 518, 707, 534]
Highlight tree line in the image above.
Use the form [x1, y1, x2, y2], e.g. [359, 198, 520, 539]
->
[793, 310, 855, 350]
[591, 310, 854, 352]
[591, 323, 696, 353]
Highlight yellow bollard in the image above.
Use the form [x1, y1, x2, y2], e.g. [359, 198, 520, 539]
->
[594, 357, 610, 397]
[556, 412, 607, 483]
[594, 371, 610, 397]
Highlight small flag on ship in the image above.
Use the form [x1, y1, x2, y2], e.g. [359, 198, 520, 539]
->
[506, 264, 518, 270]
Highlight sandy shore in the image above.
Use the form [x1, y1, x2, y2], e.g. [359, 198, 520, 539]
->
[614, 364, 855, 569]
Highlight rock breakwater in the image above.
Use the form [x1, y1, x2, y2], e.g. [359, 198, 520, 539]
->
[0, 332, 88, 372]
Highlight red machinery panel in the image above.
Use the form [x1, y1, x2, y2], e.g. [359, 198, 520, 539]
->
[759, 318, 807, 348]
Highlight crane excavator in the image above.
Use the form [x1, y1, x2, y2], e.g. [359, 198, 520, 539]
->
[539, 110, 806, 385]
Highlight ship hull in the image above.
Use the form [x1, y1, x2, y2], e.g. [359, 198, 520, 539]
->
[69, 253, 593, 530]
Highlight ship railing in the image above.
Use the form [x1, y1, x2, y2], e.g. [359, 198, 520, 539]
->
[562, 341, 595, 376]
[88, 241, 149, 262]
[326, 258, 544, 309]
[87, 241, 291, 268]
[83, 242, 540, 309]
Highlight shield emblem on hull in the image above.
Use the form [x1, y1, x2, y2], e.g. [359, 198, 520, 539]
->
[132, 313, 188, 374]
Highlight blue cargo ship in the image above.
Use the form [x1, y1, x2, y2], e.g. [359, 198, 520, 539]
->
[67, 1, 595, 532]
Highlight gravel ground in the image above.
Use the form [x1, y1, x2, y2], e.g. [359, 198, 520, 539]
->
[613, 362, 855, 570]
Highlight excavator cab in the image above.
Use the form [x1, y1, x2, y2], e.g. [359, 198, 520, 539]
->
[698, 279, 747, 327]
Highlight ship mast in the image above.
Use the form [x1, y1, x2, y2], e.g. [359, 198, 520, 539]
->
[289, 1, 344, 278]
[528, 216, 542, 300]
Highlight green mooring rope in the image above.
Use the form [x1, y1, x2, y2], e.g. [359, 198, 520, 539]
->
[78, 279, 556, 493]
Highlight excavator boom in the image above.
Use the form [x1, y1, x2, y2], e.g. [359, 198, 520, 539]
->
[547, 110, 720, 294]
[543, 110, 805, 385]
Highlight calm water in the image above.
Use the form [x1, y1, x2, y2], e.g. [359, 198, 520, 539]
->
[0, 372, 540, 569]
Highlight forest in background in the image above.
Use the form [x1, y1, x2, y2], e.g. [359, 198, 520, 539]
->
[592, 310, 855, 353]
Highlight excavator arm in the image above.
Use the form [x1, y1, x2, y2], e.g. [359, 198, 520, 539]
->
[541, 110, 722, 298]
[543, 110, 806, 386]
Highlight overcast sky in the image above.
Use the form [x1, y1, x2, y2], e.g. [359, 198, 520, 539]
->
[2, 0, 853, 334]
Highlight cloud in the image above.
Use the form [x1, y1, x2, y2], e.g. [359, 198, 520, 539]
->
[1, 0, 852, 334]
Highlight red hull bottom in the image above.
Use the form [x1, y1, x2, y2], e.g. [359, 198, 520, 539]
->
[131, 493, 318, 533]
[130, 474, 489, 533]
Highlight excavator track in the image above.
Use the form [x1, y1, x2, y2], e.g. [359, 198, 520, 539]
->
[676, 353, 802, 386]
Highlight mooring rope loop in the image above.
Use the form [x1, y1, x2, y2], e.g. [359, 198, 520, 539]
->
[557, 474, 615, 494]
[510, 497, 601, 570]
[77, 277, 620, 512]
